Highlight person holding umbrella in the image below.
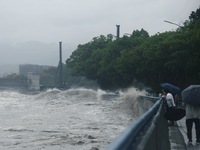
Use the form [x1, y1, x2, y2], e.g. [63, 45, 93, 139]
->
[161, 83, 186, 125]
[162, 89, 176, 126]
[181, 85, 200, 144]
[184, 103, 200, 144]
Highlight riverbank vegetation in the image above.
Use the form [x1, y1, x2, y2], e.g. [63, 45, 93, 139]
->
[65, 7, 200, 92]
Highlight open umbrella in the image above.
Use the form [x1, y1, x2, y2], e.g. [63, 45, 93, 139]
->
[160, 83, 181, 95]
[181, 85, 200, 105]
[164, 108, 185, 121]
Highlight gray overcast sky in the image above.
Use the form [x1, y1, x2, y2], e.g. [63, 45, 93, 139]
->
[0, 0, 199, 66]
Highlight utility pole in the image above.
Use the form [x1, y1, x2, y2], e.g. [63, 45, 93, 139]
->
[59, 41, 63, 88]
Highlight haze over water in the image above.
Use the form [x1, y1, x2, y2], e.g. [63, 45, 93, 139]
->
[0, 87, 152, 150]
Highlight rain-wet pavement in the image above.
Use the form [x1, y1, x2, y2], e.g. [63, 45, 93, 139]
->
[169, 117, 200, 150]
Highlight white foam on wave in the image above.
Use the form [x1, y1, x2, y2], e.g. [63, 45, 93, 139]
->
[0, 87, 154, 150]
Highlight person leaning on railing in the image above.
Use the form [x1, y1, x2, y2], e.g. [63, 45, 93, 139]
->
[162, 89, 176, 126]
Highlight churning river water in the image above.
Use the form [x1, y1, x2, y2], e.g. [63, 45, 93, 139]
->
[0, 87, 152, 150]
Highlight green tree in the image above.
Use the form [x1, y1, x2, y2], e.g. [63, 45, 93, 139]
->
[65, 7, 200, 91]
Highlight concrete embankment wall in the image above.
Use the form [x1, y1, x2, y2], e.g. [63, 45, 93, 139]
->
[107, 97, 171, 150]
[138, 102, 170, 150]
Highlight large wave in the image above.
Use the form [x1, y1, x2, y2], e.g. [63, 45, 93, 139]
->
[0, 87, 154, 150]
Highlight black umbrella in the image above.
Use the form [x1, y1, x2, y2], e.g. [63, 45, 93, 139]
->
[181, 85, 200, 105]
[164, 108, 185, 121]
[160, 83, 181, 94]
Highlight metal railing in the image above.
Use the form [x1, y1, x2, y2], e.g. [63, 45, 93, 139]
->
[106, 97, 170, 150]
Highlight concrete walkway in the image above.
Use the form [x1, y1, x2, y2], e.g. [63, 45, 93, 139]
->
[168, 121, 186, 150]
[169, 117, 200, 150]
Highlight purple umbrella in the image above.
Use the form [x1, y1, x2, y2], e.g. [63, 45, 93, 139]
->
[160, 83, 181, 94]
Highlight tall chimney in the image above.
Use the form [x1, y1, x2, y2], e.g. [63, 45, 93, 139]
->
[59, 41, 63, 87]
[116, 25, 120, 39]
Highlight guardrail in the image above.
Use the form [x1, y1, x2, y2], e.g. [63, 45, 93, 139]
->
[106, 97, 170, 150]
[138, 95, 160, 102]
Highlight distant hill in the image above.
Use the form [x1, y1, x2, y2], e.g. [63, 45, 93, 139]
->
[0, 64, 19, 77]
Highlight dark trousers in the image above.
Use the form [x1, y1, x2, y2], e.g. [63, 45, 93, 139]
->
[186, 118, 200, 142]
